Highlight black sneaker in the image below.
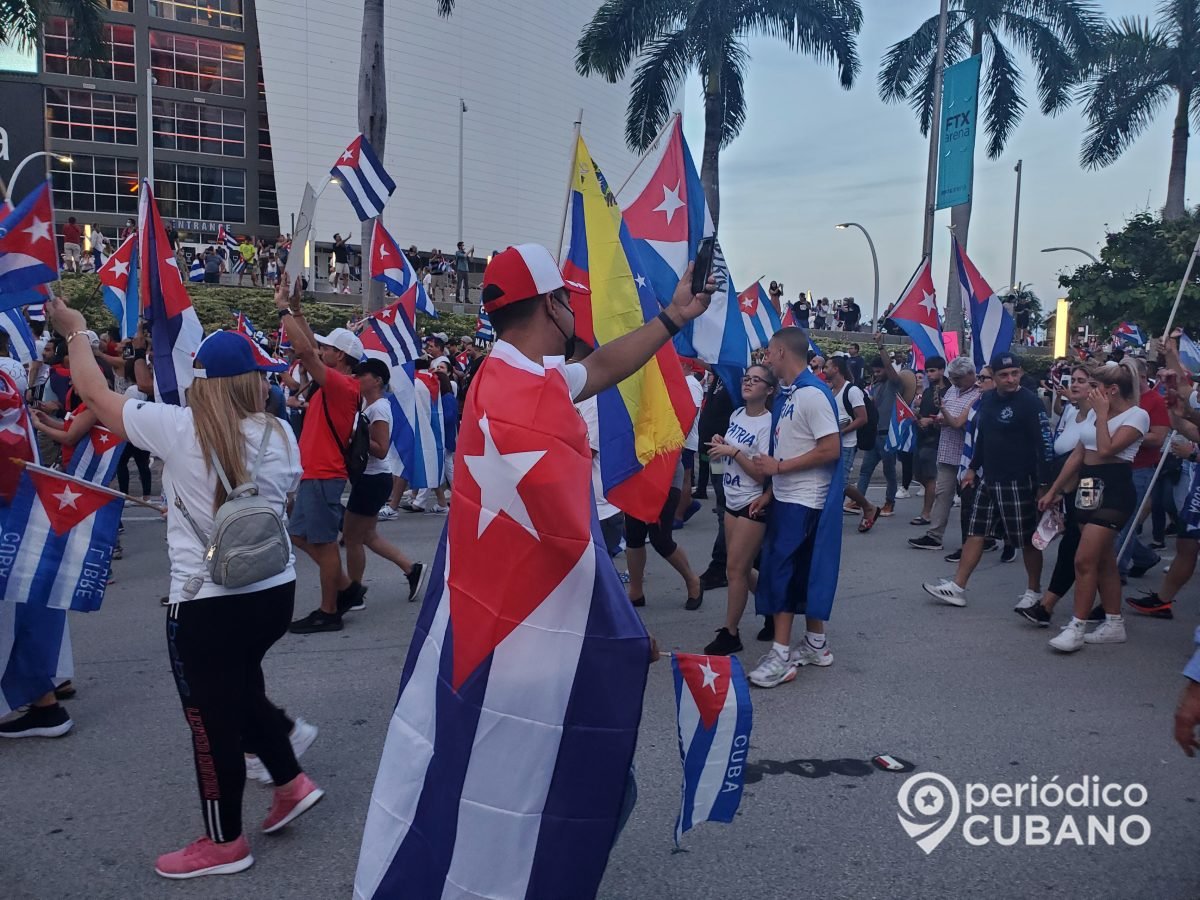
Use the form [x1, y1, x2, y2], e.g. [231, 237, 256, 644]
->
[944, 549, 962, 562]
[1000, 544, 1017, 563]
[698, 567, 728, 590]
[1018, 604, 1052, 627]
[755, 619, 774, 642]
[704, 627, 743, 656]
[908, 535, 943, 550]
[983, 539, 999, 553]
[337, 582, 367, 614]
[684, 588, 704, 611]
[0, 703, 73, 739]
[289, 609, 344, 634]
[54, 681, 76, 700]
[1126, 592, 1175, 619]
[1088, 605, 1106, 623]
[407, 563, 426, 602]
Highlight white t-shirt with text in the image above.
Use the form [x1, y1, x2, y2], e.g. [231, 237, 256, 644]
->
[772, 385, 839, 508]
[721, 407, 771, 509]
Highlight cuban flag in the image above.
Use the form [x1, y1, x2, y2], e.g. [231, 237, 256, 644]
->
[218, 225, 244, 274]
[63, 423, 125, 485]
[235, 311, 256, 339]
[0, 181, 59, 296]
[0, 368, 36, 501]
[953, 238, 1015, 369]
[1179, 332, 1200, 372]
[1114, 322, 1146, 347]
[738, 283, 781, 352]
[387, 368, 444, 489]
[139, 182, 204, 406]
[332, 134, 396, 221]
[888, 258, 945, 363]
[98, 233, 140, 339]
[618, 115, 750, 369]
[0, 465, 122, 612]
[672, 653, 752, 844]
[475, 303, 494, 344]
[188, 256, 204, 282]
[355, 342, 648, 900]
[0, 307, 36, 363]
[361, 305, 419, 367]
[885, 395, 917, 453]
[370, 221, 436, 317]
[25, 303, 44, 322]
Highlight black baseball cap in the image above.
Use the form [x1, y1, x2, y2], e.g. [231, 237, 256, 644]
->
[990, 351, 1021, 373]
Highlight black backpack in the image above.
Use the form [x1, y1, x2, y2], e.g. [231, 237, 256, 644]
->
[842, 385, 879, 452]
[322, 390, 371, 485]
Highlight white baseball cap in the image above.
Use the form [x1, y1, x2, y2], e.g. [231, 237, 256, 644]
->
[315, 327, 364, 362]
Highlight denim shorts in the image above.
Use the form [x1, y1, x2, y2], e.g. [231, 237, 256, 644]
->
[288, 478, 345, 544]
[839, 445, 857, 482]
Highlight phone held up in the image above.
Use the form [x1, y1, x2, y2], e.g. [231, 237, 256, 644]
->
[692, 236, 716, 297]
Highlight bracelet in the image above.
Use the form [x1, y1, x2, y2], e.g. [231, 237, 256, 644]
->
[277, 307, 292, 319]
[656, 310, 681, 337]
[133, 348, 147, 361]
[65, 330, 90, 345]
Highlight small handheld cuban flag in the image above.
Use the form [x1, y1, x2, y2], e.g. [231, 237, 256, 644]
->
[885, 394, 917, 454]
[738, 282, 782, 352]
[672, 652, 753, 844]
[98, 233, 139, 338]
[0, 181, 59, 295]
[888, 258, 945, 362]
[1114, 322, 1146, 347]
[188, 256, 204, 282]
[331, 134, 396, 221]
[370, 221, 435, 316]
[475, 302, 494, 344]
[235, 311, 256, 339]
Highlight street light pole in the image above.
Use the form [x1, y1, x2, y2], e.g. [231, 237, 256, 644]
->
[920, 0, 951, 261]
[1040, 246, 1100, 265]
[146, 68, 155, 189]
[836, 222, 880, 333]
[0, 151, 74, 202]
[458, 99, 467, 244]
[1009, 159, 1022, 290]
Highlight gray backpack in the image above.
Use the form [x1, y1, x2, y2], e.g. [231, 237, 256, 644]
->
[176, 424, 291, 596]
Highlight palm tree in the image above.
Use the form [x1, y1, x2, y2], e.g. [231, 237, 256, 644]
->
[576, 0, 863, 227]
[879, 0, 1100, 329]
[1, 0, 106, 58]
[1080, 3, 1200, 221]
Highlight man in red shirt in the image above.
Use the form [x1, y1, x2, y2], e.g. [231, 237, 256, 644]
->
[275, 275, 365, 633]
[62, 217, 82, 273]
[1119, 358, 1170, 579]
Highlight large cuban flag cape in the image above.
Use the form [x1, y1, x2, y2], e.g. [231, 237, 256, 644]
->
[354, 341, 649, 900]
[953, 237, 1015, 369]
[371, 221, 436, 317]
[672, 653, 752, 844]
[139, 182, 204, 406]
[0, 181, 59, 298]
[889, 258, 946, 363]
[618, 114, 750, 368]
[884, 394, 917, 453]
[0, 464, 122, 612]
[0, 373, 72, 717]
[98, 233, 139, 339]
[332, 134, 397, 221]
[738, 282, 782, 352]
[0, 307, 36, 363]
[562, 133, 695, 523]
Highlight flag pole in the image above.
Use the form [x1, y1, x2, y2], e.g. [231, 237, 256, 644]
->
[1159, 232, 1200, 343]
[555, 109, 585, 263]
[13, 458, 167, 512]
[613, 111, 680, 200]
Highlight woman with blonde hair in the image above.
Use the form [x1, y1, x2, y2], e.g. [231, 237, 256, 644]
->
[46, 298, 324, 879]
[1039, 359, 1149, 652]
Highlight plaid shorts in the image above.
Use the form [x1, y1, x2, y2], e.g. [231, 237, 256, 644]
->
[967, 478, 1038, 546]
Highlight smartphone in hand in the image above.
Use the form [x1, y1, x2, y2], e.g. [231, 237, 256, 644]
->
[692, 236, 716, 296]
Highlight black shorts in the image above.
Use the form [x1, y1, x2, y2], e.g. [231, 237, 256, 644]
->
[726, 501, 764, 521]
[914, 441, 938, 481]
[345, 471, 393, 517]
[967, 477, 1038, 546]
[681, 449, 696, 470]
[1075, 462, 1136, 531]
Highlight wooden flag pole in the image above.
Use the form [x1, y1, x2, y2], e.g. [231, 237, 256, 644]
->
[12, 458, 167, 513]
[1159, 232, 1200, 343]
[555, 109, 585, 264]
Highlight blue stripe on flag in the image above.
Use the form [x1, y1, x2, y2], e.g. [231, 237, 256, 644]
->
[0, 308, 36, 363]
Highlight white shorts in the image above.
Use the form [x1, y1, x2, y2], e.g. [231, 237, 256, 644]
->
[335, 262, 350, 275]
[63, 242, 81, 261]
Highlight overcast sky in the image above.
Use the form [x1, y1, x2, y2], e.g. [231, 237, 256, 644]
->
[677, 0, 1178, 322]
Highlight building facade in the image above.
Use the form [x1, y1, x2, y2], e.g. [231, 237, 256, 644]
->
[0, 0, 638, 267]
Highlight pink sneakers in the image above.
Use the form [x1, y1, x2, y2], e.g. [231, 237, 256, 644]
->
[155, 835, 253, 879]
[262, 772, 325, 834]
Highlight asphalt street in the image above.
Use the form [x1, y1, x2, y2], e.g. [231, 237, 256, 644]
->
[4, 480, 1200, 900]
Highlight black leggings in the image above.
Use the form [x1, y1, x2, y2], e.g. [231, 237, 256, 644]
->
[117, 444, 152, 496]
[166, 581, 301, 843]
[625, 487, 681, 557]
[1048, 500, 1081, 597]
[899, 450, 913, 491]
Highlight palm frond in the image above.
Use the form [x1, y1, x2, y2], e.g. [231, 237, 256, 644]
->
[1001, 0, 1105, 56]
[0, 0, 105, 58]
[981, 30, 1027, 158]
[576, 0, 690, 82]
[1000, 11, 1082, 115]
[625, 27, 694, 152]
[716, 37, 749, 147]
[437, 0, 454, 16]
[747, 0, 865, 88]
[878, 12, 971, 135]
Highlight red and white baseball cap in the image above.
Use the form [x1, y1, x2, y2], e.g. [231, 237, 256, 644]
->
[481, 243, 589, 314]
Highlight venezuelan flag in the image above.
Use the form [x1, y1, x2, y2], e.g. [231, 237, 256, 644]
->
[562, 135, 695, 523]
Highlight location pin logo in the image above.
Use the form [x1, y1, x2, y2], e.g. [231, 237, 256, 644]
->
[896, 772, 960, 855]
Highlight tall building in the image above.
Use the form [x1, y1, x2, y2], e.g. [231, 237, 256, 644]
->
[0, 0, 638, 270]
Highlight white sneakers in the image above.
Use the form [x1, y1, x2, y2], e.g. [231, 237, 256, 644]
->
[245, 717, 319, 785]
[749, 639, 834, 687]
[923, 579, 966, 607]
[895, 487, 912, 500]
[791, 642, 834, 667]
[1014, 589, 1040, 611]
[1050, 617, 1126, 653]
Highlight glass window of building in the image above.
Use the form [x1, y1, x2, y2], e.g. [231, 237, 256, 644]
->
[259, 171, 278, 229]
[44, 19, 136, 82]
[154, 162, 245, 223]
[149, 31, 244, 97]
[51, 155, 140, 215]
[104, 1, 135, 11]
[152, 100, 245, 156]
[150, 0, 243, 32]
[258, 110, 272, 161]
[47, 89, 139, 146]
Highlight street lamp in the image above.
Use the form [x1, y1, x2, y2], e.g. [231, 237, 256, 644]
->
[458, 99, 467, 244]
[1041, 246, 1100, 265]
[1, 152, 73, 202]
[836, 222, 880, 332]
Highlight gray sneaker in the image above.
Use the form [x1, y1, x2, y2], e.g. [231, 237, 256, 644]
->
[748, 650, 797, 688]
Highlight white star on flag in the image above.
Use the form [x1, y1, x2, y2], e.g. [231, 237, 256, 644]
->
[464, 414, 546, 540]
[341, 149, 355, 162]
[653, 182, 685, 225]
[634, 274, 647, 289]
[54, 486, 82, 509]
[699, 658, 720, 692]
[379, 308, 393, 320]
[98, 432, 111, 444]
[378, 245, 390, 259]
[741, 296, 755, 312]
[111, 259, 128, 278]
[919, 290, 937, 318]
[23, 217, 52, 243]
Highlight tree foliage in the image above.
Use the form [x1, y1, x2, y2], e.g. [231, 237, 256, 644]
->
[1058, 208, 1200, 334]
[1, 0, 106, 59]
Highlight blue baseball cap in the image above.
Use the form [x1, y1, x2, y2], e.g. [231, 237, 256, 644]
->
[193, 330, 288, 379]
